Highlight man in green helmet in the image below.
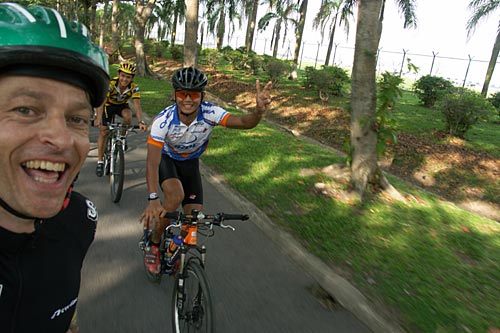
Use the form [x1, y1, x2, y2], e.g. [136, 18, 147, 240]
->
[0, 3, 109, 332]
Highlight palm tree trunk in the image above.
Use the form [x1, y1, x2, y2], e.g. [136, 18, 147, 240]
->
[325, 14, 338, 66]
[216, 7, 226, 50]
[111, 0, 124, 63]
[134, 0, 157, 77]
[245, 0, 259, 53]
[350, 0, 383, 197]
[293, 0, 307, 65]
[98, 0, 109, 47]
[272, 19, 282, 58]
[184, 0, 199, 67]
[481, 30, 500, 96]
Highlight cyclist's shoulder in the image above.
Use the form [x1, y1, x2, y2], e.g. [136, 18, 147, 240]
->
[55, 191, 98, 227]
[201, 100, 226, 111]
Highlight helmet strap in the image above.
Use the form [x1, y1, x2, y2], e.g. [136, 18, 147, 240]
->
[0, 196, 37, 220]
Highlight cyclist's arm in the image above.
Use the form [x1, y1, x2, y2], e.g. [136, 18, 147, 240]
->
[140, 140, 165, 227]
[132, 98, 148, 131]
[225, 80, 272, 130]
[145, 141, 162, 196]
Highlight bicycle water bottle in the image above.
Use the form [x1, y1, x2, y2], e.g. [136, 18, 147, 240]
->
[164, 235, 183, 274]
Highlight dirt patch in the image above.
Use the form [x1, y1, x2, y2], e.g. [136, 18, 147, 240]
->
[150, 60, 500, 221]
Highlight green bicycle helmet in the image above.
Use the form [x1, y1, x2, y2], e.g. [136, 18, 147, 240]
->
[0, 2, 109, 107]
[172, 67, 208, 91]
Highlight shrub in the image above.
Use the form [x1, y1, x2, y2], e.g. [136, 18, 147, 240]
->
[376, 71, 404, 156]
[304, 65, 350, 98]
[170, 44, 183, 62]
[413, 75, 455, 107]
[222, 49, 246, 69]
[264, 58, 291, 88]
[487, 91, 500, 119]
[247, 52, 264, 75]
[436, 88, 495, 138]
[201, 48, 221, 72]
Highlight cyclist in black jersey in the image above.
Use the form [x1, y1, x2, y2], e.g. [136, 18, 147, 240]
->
[94, 62, 148, 177]
[0, 3, 108, 332]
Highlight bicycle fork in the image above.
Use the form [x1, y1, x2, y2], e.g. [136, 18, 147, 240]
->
[175, 245, 207, 312]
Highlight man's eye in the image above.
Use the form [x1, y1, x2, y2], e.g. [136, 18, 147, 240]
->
[14, 106, 35, 116]
[68, 116, 89, 126]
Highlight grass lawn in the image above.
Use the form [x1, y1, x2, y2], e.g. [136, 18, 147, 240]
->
[131, 62, 499, 333]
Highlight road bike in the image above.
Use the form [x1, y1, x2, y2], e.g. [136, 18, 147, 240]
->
[139, 210, 249, 333]
[102, 120, 139, 203]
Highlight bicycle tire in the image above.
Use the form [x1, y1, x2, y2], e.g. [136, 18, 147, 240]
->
[103, 135, 112, 176]
[172, 259, 214, 333]
[110, 143, 125, 203]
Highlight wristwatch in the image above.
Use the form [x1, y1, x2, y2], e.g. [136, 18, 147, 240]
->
[139, 120, 146, 125]
[148, 192, 159, 201]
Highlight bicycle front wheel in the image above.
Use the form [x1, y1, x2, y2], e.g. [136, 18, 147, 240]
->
[172, 260, 214, 333]
[110, 143, 125, 203]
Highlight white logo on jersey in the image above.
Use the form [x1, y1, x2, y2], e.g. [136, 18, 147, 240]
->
[86, 199, 98, 221]
[50, 297, 78, 319]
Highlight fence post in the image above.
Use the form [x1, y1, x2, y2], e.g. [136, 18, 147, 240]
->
[314, 42, 320, 69]
[462, 55, 473, 88]
[376, 48, 382, 74]
[430, 51, 438, 75]
[399, 49, 408, 76]
[263, 38, 268, 56]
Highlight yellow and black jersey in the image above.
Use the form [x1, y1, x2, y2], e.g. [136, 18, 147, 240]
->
[105, 76, 140, 106]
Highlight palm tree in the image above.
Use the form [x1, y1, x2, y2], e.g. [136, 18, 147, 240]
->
[313, 0, 353, 67]
[205, 0, 243, 50]
[151, 0, 186, 45]
[258, 0, 299, 58]
[467, 0, 500, 97]
[349, 0, 416, 199]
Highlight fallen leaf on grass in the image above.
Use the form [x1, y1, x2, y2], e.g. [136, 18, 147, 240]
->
[461, 226, 471, 233]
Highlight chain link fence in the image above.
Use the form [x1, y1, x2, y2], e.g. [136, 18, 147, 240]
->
[178, 33, 500, 95]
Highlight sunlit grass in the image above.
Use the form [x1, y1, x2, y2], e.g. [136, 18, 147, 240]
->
[133, 69, 500, 333]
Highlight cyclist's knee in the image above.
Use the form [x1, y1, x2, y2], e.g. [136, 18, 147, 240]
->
[121, 109, 132, 123]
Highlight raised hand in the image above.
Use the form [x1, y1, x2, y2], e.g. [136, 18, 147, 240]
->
[255, 79, 273, 115]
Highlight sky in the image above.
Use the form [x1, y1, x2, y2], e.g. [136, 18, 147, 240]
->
[182, 0, 500, 89]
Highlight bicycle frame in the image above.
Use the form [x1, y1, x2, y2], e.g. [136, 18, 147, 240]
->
[103, 121, 138, 203]
[140, 210, 248, 333]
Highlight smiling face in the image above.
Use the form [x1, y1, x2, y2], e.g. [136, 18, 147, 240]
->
[117, 71, 134, 90]
[0, 75, 92, 229]
[174, 90, 203, 117]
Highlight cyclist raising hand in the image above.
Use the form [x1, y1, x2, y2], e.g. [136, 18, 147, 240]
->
[139, 67, 272, 275]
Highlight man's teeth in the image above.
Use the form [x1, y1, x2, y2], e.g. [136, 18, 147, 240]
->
[24, 160, 65, 172]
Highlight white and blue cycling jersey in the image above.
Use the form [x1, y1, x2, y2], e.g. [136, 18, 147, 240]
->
[148, 101, 231, 160]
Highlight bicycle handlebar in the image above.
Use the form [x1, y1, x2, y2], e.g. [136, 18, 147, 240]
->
[106, 122, 141, 130]
[164, 210, 249, 229]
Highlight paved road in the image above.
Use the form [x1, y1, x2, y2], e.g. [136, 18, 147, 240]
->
[75, 126, 372, 332]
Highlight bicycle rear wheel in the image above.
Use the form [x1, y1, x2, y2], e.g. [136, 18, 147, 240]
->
[172, 260, 214, 333]
[110, 143, 125, 203]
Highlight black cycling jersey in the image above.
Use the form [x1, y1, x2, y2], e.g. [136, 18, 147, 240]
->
[0, 192, 98, 333]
